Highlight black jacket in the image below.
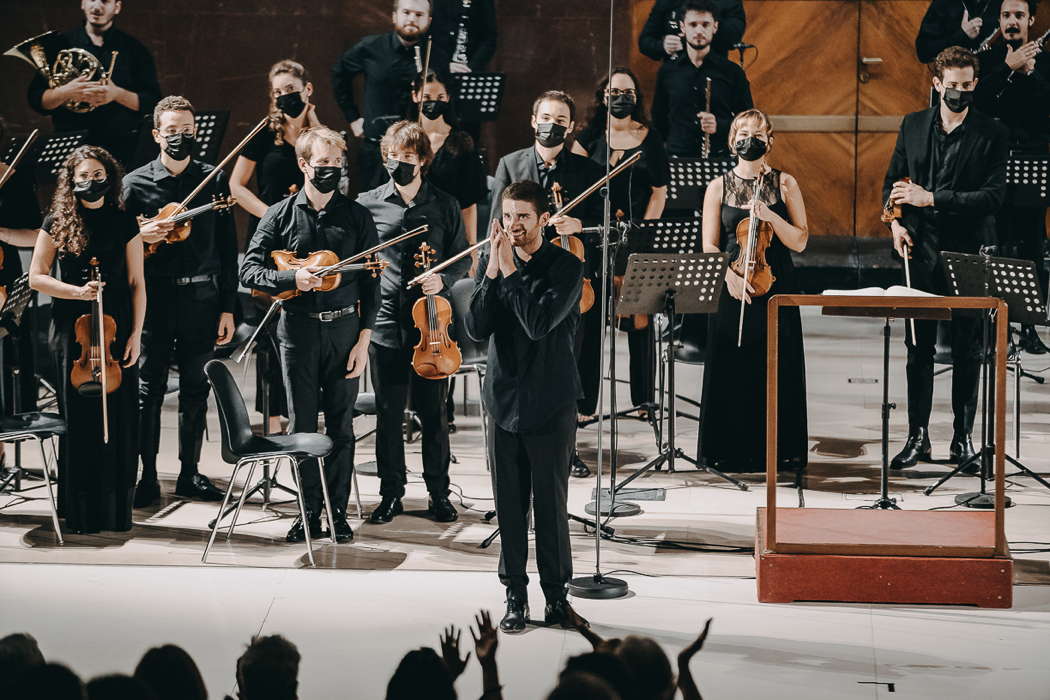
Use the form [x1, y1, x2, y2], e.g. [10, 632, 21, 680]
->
[915, 0, 1000, 63]
[638, 0, 746, 60]
[975, 46, 1050, 151]
[882, 106, 1008, 269]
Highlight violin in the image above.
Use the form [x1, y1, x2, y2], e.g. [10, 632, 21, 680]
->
[254, 249, 387, 301]
[410, 242, 462, 380]
[730, 173, 776, 346]
[549, 182, 595, 314]
[141, 195, 236, 257]
[880, 176, 909, 224]
[70, 258, 121, 443]
[611, 211, 648, 331]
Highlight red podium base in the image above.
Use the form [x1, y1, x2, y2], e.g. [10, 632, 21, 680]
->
[756, 508, 1012, 608]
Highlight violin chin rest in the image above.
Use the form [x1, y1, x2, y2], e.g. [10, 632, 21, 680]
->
[76, 381, 103, 398]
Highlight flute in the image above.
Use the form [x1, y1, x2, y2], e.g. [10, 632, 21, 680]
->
[702, 77, 712, 160]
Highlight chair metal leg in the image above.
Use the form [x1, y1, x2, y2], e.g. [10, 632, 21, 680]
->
[36, 437, 63, 545]
[317, 456, 337, 545]
[203, 459, 245, 563]
[352, 470, 363, 520]
[476, 369, 491, 473]
[226, 459, 259, 541]
[288, 457, 316, 567]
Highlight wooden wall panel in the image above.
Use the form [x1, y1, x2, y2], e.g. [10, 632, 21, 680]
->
[773, 132, 856, 238]
[856, 132, 898, 240]
[858, 0, 930, 117]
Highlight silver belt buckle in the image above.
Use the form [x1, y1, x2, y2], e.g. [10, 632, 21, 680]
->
[318, 310, 336, 322]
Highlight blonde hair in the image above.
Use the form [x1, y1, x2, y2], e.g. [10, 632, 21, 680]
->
[727, 109, 774, 152]
[295, 127, 346, 163]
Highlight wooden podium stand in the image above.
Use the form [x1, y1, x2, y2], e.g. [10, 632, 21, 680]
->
[756, 295, 1013, 608]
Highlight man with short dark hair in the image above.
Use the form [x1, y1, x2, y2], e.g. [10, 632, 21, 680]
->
[25, 0, 160, 167]
[332, 0, 451, 190]
[466, 180, 588, 633]
[123, 95, 238, 506]
[883, 46, 1009, 469]
[638, 0, 746, 61]
[651, 0, 753, 158]
[235, 635, 300, 700]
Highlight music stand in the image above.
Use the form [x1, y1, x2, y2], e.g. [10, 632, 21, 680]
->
[0, 274, 40, 493]
[1006, 153, 1050, 207]
[192, 110, 231, 165]
[449, 73, 505, 122]
[607, 252, 748, 504]
[665, 155, 734, 212]
[925, 252, 1050, 504]
[34, 131, 87, 183]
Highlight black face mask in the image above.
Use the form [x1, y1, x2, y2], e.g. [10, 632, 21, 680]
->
[420, 100, 449, 120]
[385, 158, 417, 186]
[73, 178, 110, 203]
[942, 87, 975, 113]
[163, 133, 195, 161]
[535, 122, 568, 148]
[308, 165, 341, 194]
[276, 91, 307, 118]
[734, 136, 768, 161]
[608, 95, 636, 119]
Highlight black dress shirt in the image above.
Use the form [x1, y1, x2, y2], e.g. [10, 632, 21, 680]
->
[356, 179, 469, 348]
[915, 0, 1000, 64]
[975, 47, 1050, 151]
[465, 240, 583, 433]
[332, 32, 452, 140]
[27, 24, 160, 166]
[638, 0, 746, 60]
[652, 51, 753, 157]
[240, 190, 380, 325]
[122, 157, 239, 313]
[431, 0, 498, 71]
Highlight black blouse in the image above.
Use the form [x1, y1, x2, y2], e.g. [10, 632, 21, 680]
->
[581, 127, 669, 221]
[241, 125, 304, 232]
[426, 129, 487, 210]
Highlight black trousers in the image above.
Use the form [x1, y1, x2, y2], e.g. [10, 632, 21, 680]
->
[491, 406, 576, 601]
[138, 279, 220, 477]
[369, 342, 451, 498]
[575, 302, 602, 416]
[277, 312, 359, 513]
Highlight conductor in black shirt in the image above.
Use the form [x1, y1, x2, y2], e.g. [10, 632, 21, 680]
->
[638, 0, 746, 61]
[26, 0, 160, 167]
[240, 127, 380, 543]
[123, 96, 238, 506]
[916, 0, 1002, 63]
[466, 181, 588, 634]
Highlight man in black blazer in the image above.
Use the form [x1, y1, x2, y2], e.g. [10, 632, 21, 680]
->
[489, 90, 605, 478]
[883, 45, 1008, 469]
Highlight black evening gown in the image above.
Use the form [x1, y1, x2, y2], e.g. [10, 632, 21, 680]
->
[45, 206, 140, 532]
[697, 168, 808, 471]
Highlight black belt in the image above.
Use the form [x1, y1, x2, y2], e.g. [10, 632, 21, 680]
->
[289, 305, 357, 322]
[171, 273, 216, 286]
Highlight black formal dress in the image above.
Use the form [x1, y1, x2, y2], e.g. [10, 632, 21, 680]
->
[580, 128, 670, 408]
[882, 106, 1008, 436]
[427, 129, 488, 213]
[44, 207, 140, 532]
[697, 168, 807, 471]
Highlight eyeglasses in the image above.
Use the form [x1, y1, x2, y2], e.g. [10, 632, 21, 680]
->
[605, 88, 637, 98]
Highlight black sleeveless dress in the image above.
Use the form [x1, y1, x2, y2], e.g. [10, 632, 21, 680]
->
[697, 168, 808, 471]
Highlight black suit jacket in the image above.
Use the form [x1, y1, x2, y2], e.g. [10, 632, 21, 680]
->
[882, 107, 1008, 271]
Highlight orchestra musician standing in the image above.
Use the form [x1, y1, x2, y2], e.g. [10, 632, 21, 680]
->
[917, 0, 1003, 64]
[638, 0, 746, 61]
[356, 120, 468, 525]
[240, 127, 379, 543]
[28, 145, 145, 533]
[122, 96, 238, 506]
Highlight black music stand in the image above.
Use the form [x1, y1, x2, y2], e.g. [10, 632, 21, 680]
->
[35, 131, 87, 183]
[0, 274, 40, 493]
[605, 252, 748, 507]
[1006, 153, 1050, 207]
[192, 111, 231, 164]
[925, 252, 1050, 505]
[449, 73, 505, 122]
[665, 155, 734, 212]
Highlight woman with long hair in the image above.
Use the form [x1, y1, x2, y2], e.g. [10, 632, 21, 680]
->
[29, 145, 146, 533]
[697, 109, 809, 473]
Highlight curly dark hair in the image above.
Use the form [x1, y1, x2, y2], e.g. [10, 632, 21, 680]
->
[577, 67, 650, 150]
[48, 145, 125, 256]
[932, 45, 980, 80]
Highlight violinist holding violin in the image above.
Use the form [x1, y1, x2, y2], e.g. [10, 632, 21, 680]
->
[28, 145, 146, 534]
[356, 120, 468, 525]
[240, 127, 380, 544]
[697, 109, 809, 474]
[123, 96, 239, 507]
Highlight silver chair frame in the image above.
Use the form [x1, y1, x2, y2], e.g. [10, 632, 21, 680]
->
[0, 430, 63, 544]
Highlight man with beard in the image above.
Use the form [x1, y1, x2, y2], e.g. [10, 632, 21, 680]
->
[975, 0, 1050, 353]
[465, 180, 588, 633]
[332, 0, 451, 191]
[638, 0, 746, 61]
[651, 0, 753, 158]
[917, 0, 1003, 63]
[25, 0, 160, 167]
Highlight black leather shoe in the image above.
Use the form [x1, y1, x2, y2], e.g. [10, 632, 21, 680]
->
[428, 495, 458, 522]
[175, 473, 224, 501]
[1019, 325, 1050, 355]
[570, 453, 591, 479]
[286, 513, 322, 543]
[890, 427, 932, 469]
[368, 496, 403, 524]
[327, 510, 354, 543]
[949, 433, 977, 467]
[500, 589, 529, 633]
[133, 478, 160, 508]
[544, 598, 588, 630]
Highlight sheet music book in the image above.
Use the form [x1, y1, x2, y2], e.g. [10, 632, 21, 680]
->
[822, 286, 938, 297]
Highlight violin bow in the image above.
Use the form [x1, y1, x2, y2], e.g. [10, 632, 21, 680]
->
[95, 263, 110, 444]
[0, 128, 39, 190]
[417, 38, 433, 123]
[902, 241, 916, 343]
[173, 117, 269, 215]
[736, 174, 763, 348]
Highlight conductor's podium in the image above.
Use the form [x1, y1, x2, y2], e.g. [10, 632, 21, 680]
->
[756, 295, 1013, 608]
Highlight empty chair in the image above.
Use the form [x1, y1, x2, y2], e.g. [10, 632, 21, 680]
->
[449, 277, 491, 470]
[0, 412, 65, 543]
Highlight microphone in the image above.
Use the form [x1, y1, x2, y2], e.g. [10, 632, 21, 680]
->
[731, 42, 756, 50]
[579, 220, 632, 237]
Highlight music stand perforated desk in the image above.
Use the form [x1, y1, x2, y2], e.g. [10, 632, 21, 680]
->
[666, 155, 734, 211]
[450, 73, 505, 122]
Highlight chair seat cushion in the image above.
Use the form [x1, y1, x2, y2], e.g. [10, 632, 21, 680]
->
[0, 412, 66, 438]
[354, 393, 377, 416]
[239, 432, 333, 460]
